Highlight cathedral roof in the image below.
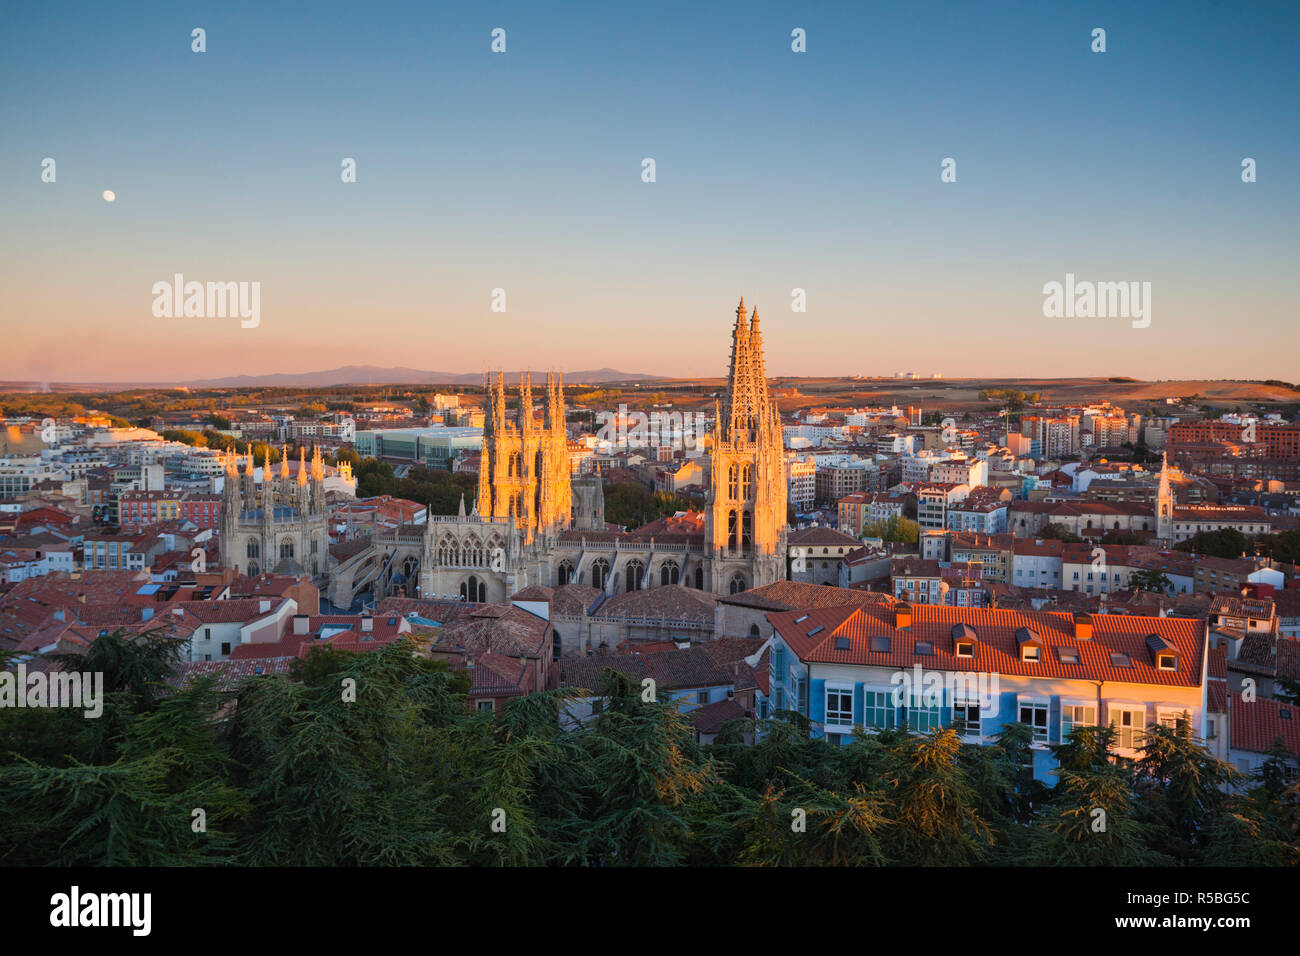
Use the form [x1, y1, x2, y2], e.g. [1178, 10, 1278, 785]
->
[594, 584, 718, 623]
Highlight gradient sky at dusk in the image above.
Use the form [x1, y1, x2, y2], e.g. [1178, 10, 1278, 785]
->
[2, 0, 1297, 383]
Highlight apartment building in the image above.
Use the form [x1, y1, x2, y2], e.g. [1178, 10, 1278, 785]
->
[767, 600, 1206, 782]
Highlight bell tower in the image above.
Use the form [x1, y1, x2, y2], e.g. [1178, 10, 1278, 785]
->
[704, 298, 788, 594]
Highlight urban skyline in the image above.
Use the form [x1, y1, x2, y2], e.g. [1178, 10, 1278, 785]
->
[2, 0, 1298, 382]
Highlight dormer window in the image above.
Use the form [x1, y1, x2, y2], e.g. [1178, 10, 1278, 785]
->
[951, 622, 977, 658]
[1145, 634, 1179, 671]
[869, 635, 890, 653]
[1015, 626, 1041, 662]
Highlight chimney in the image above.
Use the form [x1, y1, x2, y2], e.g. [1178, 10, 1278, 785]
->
[361, 614, 373, 632]
[293, 614, 310, 635]
[1073, 611, 1093, 640]
[895, 601, 912, 629]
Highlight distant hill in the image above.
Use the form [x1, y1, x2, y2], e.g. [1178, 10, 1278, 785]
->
[188, 366, 660, 387]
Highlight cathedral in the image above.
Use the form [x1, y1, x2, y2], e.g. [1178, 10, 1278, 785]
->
[218, 445, 332, 578]
[409, 298, 788, 605]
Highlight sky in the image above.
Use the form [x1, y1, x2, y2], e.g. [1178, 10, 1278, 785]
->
[1, 0, 1297, 384]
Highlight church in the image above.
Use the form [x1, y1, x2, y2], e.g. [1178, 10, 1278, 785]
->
[408, 298, 789, 611]
[217, 445, 333, 578]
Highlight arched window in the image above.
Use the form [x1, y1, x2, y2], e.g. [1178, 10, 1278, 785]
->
[740, 464, 753, 500]
[728, 463, 739, 500]
[280, 540, 294, 560]
[729, 572, 747, 595]
[626, 560, 644, 592]
[694, 566, 704, 589]
[749, 624, 761, 638]
[728, 509, 739, 551]
[460, 575, 486, 602]
[557, 559, 575, 586]
[246, 539, 260, 559]
[552, 629, 562, 661]
[660, 560, 679, 586]
[591, 558, 611, 591]
[742, 510, 753, 553]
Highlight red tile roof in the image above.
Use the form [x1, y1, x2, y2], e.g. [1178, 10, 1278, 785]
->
[1230, 692, 1300, 756]
[769, 603, 1205, 687]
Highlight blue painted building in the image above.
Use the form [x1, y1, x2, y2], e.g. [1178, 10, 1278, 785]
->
[767, 600, 1207, 783]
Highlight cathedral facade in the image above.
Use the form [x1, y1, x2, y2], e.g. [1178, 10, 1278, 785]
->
[408, 299, 788, 605]
[218, 445, 331, 578]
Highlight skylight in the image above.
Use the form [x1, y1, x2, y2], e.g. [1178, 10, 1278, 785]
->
[869, 635, 890, 652]
[834, 636, 850, 650]
[1110, 652, 1132, 668]
[807, 625, 824, 637]
[1057, 647, 1080, 664]
[794, 614, 809, 624]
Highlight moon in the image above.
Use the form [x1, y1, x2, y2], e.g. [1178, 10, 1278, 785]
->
[102, 190, 116, 202]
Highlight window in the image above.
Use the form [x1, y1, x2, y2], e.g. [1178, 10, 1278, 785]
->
[795, 675, 808, 713]
[1207, 717, 1217, 739]
[863, 691, 895, 729]
[220, 641, 231, 656]
[953, 699, 982, 737]
[826, 686, 853, 728]
[477, 700, 495, 713]
[1112, 707, 1146, 750]
[695, 691, 709, 705]
[1021, 644, 1040, 662]
[955, 642, 973, 658]
[1019, 700, 1049, 744]
[590, 699, 604, 715]
[1057, 646, 1080, 665]
[1157, 709, 1188, 730]
[1061, 703, 1096, 739]
[906, 698, 943, 733]
[1157, 654, 1177, 671]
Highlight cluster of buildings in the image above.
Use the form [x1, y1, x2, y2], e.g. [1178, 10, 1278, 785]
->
[3, 300, 1299, 787]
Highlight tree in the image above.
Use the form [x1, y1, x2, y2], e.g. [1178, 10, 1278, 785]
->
[1130, 567, 1173, 593]
[1039, 522, 1083, 543]
[861, 514, 919, 544]
[1175, 528, 1249, 559]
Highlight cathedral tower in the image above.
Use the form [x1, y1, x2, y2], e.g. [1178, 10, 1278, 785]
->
[475, 372, 571, 544]
[704, 298, 788, 594]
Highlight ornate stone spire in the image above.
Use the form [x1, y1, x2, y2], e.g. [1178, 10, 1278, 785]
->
[297, 446, 308, 486]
